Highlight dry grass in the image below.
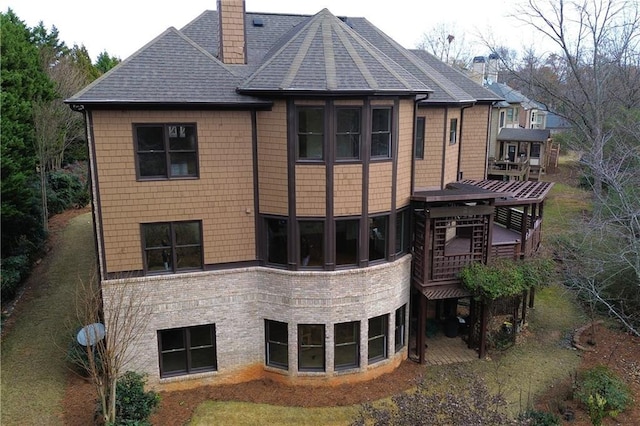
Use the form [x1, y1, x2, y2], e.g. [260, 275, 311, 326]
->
[0, 212, 95, 425]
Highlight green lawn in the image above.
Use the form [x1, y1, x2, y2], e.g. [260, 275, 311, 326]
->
[1, 212, 95, 425]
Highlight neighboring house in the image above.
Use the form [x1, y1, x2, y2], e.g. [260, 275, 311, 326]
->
[67, 0, 552, 389]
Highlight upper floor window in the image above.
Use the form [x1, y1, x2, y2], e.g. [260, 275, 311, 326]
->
[336, 108, 361, 160]
[300, 220, 324, 267]
[531, 143, 541, 158]
[449, 118, 458, 145]
[298, 107, 324, 160]
[158, 324, 217, 378]
[336, 219, 359, 266]
[142, 221, 203, 274]
[369, 215, 388, 262]
[134, 124, 198, 179]
[371, 108, 392, 159]
[415, 117, 425, 159]
[266, 218, 288, 266]
[499, 110, 505, 128]
[395, 209, 411, 255]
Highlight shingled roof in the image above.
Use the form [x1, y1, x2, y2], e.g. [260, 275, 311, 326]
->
[67, 7, 502, 107]
[497, 128, 551, 143]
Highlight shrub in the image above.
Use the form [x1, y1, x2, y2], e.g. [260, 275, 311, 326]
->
[575, 365, 631, 417]
[113, 371, 160, 425]
[518, 409, 560, 425]
[0, 255, 30, 300]
[46, 170, 86, 215]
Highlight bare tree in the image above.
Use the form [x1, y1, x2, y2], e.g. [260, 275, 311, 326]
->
[507, 0, 640, 193]
[416, 21, 474, 69]
[71, 272, 150, 424]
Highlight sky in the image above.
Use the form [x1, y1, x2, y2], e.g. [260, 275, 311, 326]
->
[2, 0, 544, 62]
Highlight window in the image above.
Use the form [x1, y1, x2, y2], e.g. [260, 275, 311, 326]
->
[142, 221, 202, 273]
[369, 216, 388, 262]
[266, 218, 288, 266]
[336, 108, 361, 160]
[334, 321, 360, 370]
[265, 320, 288, 369]
[368, 315, 388, 363]
[158, 324, 216, 377]
[298, 107, 324, 160]
[499, 110, 505, 128]
[135, 124, 198, 179]
[414, 117, 425, 159]
[449, 118, 458, 144]
[298, 324, 325, 371]
[336, 219, 359, 266]
[395, 209, 411, 255]
[371, 108, 392, 158]
[300, 221, 324, 267]
[506, 108, 514, 122]
[395, 305, 406, 352]
[530, 143, 541, 158]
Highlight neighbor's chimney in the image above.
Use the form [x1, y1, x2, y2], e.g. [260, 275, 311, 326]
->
[486, 53, 500, 84]
[471, 56, 486, 85]
[217, 0, 246, 64]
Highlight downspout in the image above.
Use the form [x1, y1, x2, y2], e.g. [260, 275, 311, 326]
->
[456, 102, 474, 181]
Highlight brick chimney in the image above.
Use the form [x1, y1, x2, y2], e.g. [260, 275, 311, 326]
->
[217, 0, 246, 64]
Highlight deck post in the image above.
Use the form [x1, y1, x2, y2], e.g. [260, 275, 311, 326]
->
[418, 292, 427, 364]
[479, 301, 489, 358]
[520, 205, 529, 257]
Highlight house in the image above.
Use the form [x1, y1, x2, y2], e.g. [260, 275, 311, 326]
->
[67, 0, 552, 389]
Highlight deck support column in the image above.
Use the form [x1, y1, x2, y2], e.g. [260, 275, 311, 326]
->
[418, 293, 427, 364]
[479, 301, 489, 359]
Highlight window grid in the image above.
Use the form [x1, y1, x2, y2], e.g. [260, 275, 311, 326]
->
[142, 221, 203, 274]
[449, 118, 458, 144]
[158, 324, 216, 378]
[395, 305, 406, 352]
[265, 320, 289, 369]
[371, 108, 392, 159]
[415, 117, 425, 159]
[334, 321, 360, 370]
[134, 123, 198, 179]
[368, 314, 388, 363]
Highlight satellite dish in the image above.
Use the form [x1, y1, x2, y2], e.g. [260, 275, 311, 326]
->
[77, 323, 106, 346]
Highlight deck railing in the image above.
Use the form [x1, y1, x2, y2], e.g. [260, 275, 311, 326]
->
[488, 158, 530, 181]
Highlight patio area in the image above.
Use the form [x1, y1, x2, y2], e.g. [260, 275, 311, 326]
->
[423, 333, 479, 365]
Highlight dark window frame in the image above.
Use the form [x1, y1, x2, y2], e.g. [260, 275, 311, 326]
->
[265, 319, 289, 369]
[371, 107, 392, 159]
[158, 324, 217, 378]
[395, 209, 411, 256]
[134, 123, 199, 180]
[449, 118, 458, 145]
[369, 215, 389, 263]
[335, 107, 362, 161]
[299, 219, 325, 268]
[334, 321, 360, 370]
[368, 314, 388, 363]
[141, 220, 203, 274]
[415, 116, 425, 159]
[335, 218, 359, 267]
[297, 106, 325, 161]
[298, 324, 326, 372]
[395, 305, 406, 352]
[265, 216, 288, 267]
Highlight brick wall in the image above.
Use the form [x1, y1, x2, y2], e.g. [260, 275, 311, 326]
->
[103, 255, 411, 389]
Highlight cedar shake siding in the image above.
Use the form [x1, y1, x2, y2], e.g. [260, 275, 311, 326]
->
[93, 110, 255, 274]
[414, 108, 446, 190]
[257, 101, 288, 216]
[459, 105, 491, 180]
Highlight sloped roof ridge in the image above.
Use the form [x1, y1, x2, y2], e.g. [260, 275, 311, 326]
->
[330, 13, 415, 90]
[67, 27, 242, 102]
[359, 20, 474, 102]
